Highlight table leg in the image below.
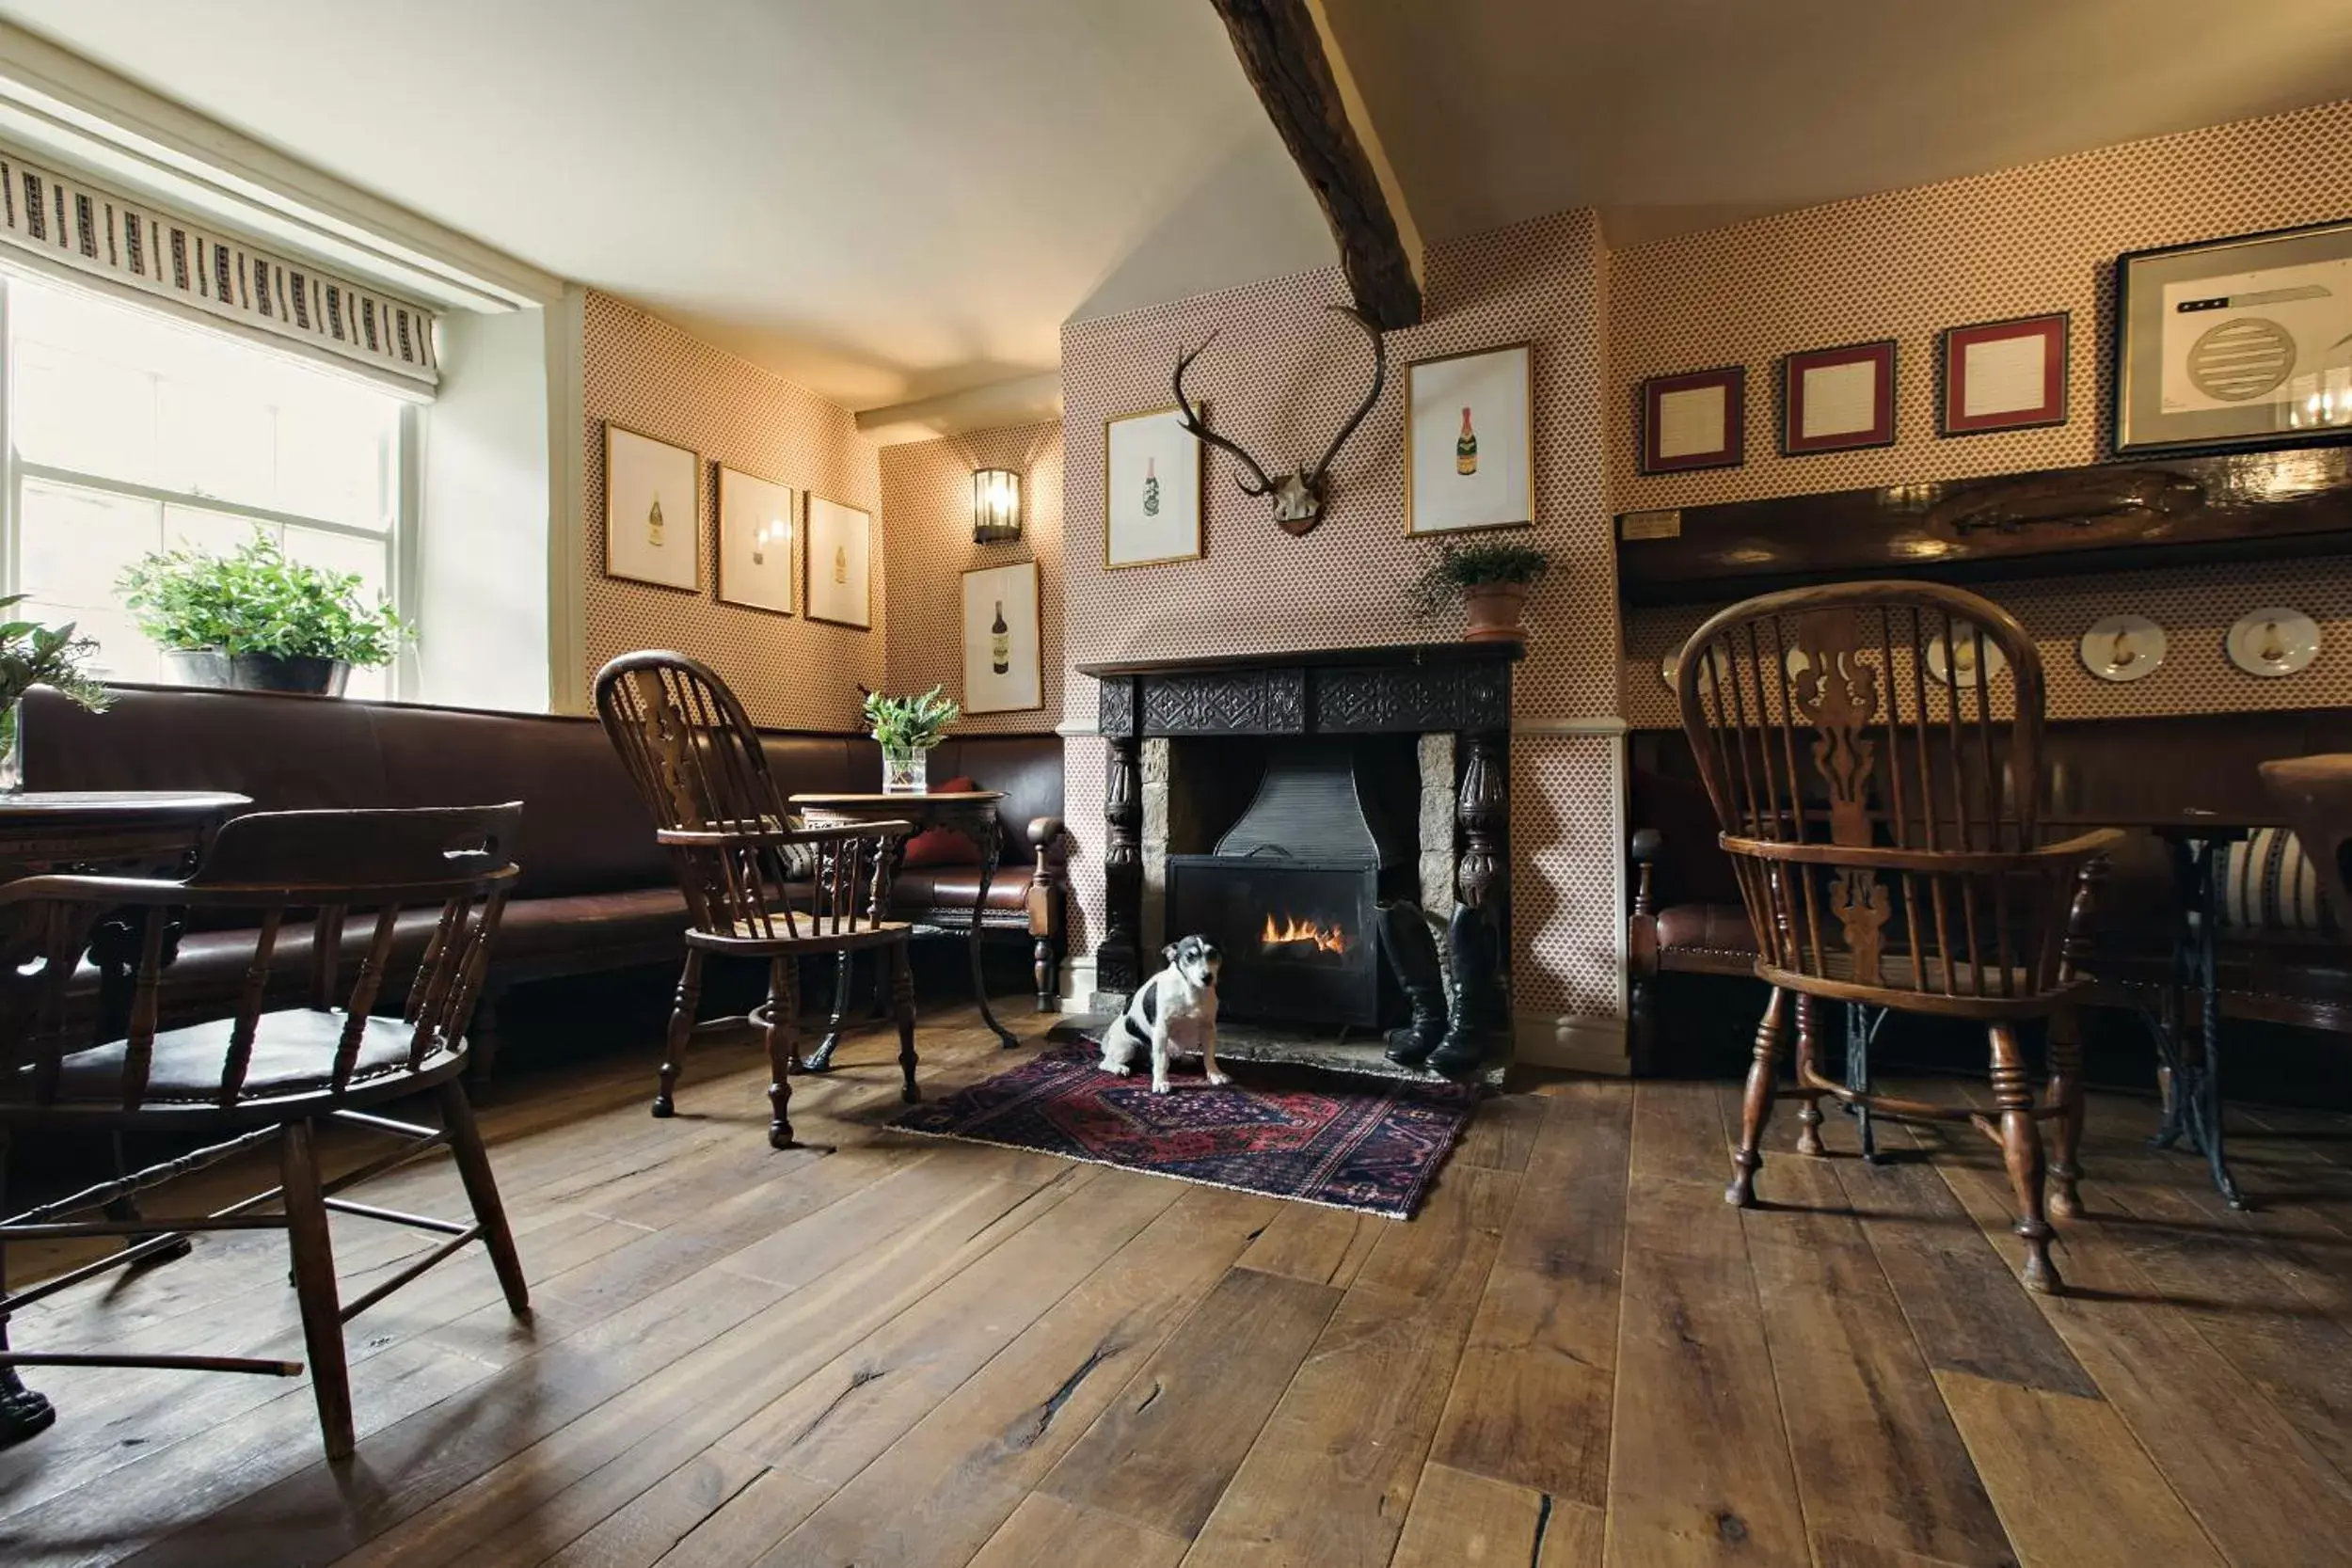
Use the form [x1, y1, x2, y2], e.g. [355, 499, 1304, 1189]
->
[0, 1132, 56, 1447]
[1844, 1001, 1881, 1164]
[2188, 844, 2246, 1208]
[2150, 836, 2193, 1152]
[803, 951, 855, 1073]
[969, 816, 1019, 1051]
[2147, 837, 2245, 1208]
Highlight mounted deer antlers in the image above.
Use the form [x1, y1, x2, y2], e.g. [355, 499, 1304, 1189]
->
[1171, 304, 1387, 536]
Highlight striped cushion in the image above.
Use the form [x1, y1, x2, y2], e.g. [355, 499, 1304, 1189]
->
[2218, 827, 2332, 934]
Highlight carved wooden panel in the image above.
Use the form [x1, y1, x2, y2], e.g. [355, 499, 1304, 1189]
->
[1139, 670, 1308, 735]
[1315, 663, 1511, 733]
[1098, 678, 1137, 739]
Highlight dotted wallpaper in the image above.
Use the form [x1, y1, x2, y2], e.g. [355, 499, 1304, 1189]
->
[1057, 211, 1622, 1022]
[1608, 99, 2352, 515]
[881, 420, 1065, 734]
[582, 290, 882, 730]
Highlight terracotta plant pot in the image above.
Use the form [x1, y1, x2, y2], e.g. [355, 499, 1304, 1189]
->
[162, 649, 352, 696]
[1461, 582, 1530, 643]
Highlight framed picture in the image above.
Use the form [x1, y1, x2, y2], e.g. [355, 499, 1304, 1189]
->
[1779, 339, 1896, 455]
[604, 425, 699, 590]
[716, 466, 796, 616]
[1406, 342, 1534, 535]
[961, 560, 1042, 715]
[1638, 366, 1744, 474]
[1104, 405, 1202, 569]
[1938, 312, 2068, 436]
[803, 494, 872, 629]
[2115, 218, 2352, 455]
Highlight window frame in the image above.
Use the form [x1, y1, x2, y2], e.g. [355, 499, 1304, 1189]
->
[0, 269, 420, 700]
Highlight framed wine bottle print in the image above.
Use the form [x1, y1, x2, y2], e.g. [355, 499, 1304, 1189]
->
[961, 561, 1042, 714]
[1104, 405, 1203, 569]
[803, 494, 872, 629]
[1406, 343, 1534, 534]
[604, 424, 700, 590]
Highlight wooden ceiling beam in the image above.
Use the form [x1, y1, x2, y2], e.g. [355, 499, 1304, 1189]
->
[1208, 0, 1423, 329]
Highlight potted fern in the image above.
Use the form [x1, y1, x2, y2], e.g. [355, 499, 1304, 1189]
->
[119, 530, 410, 697]
[1405, 540, 1552, 643]
[0, 597, 112, 791]
[861, 685, 960, 793]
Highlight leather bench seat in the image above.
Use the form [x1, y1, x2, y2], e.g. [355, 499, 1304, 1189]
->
[23, 684, 1070, 1069]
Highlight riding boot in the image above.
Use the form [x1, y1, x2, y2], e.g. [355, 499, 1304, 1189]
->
[1426, 905, 1502, 1079]
[1375, 901, 1448, 1066]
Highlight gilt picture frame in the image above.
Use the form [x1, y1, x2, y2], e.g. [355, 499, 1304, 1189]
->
[1406, 342, 1534, 535]
[603, 424, 700, 591]
[961, 560, 1042, 715]
[803, 494, 873, 630]
[1104, 404, 1203, 570]
[716, 465, 796, 616]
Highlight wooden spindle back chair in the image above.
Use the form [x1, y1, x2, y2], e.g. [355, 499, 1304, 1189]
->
[1677, 582, 2119, 1292]
[595, 651, 921, 1147]
[0, 803, 529, 1459]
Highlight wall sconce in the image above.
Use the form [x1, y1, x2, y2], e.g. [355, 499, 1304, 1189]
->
[972, 467, 1022, 543]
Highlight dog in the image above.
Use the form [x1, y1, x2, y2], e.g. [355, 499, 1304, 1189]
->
[1099, 935, 1225, 1094]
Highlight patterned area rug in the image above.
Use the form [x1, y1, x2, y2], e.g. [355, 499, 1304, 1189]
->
[887, 1040, 1479, 1219]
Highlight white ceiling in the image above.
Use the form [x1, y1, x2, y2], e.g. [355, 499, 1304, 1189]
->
[1324, 0, 2352, 247]
[8, 1, 2352, 415]
[0, 0, 1337, 411]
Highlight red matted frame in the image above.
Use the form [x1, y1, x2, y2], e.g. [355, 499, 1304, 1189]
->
[1637, 365, 1745, 474]
[1779, 339, 1897, 455]
[1938, 312, 2069, 436]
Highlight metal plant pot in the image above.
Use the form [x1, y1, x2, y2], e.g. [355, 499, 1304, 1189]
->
[162, 649, 352, 696]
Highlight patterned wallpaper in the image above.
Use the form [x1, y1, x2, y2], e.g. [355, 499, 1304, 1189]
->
[1609, 98, 2352, 513]
[1058, 211, 1622, 1022]
[581, 290, 882, 730]
[881, 420, 1065, 734]
[1608, 99, 2352, 725]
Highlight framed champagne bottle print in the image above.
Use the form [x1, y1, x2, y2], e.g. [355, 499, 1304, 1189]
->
[961, 560, 1042, 714]
[1104, 405, 1203, 569]
[604, 425, 700, 590]
[1406, 343, 1534, 534]
[716, 465, 796, 615]
[803, 494, 873, 629]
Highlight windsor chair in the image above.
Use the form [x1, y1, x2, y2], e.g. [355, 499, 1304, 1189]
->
[0, 803, 529, 1458]
[595, 651, 919, 1148]
[1676, 582, 2117, 1292]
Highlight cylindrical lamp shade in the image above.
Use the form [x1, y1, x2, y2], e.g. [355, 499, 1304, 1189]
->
[972, 467, 1022, 543]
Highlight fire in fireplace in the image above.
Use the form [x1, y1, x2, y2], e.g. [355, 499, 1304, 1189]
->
[1163, 739, 1411, 1031]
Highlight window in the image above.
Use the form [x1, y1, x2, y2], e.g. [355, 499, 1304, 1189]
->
[3, 273, 408, 698]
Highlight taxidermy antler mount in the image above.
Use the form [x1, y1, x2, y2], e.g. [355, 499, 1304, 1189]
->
[1171, 304, 1387, 536]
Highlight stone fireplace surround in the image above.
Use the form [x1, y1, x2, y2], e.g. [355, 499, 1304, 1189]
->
[1061, 641, 1519, 1081]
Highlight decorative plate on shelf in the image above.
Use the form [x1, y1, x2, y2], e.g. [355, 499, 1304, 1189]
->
[1925, 622, 2010, 687]
[2226, 607, 2321, 678]
[2079, 615, 2167, 682]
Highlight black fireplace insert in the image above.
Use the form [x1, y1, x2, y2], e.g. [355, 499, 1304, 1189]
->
[1165, 854, 1383, 1028]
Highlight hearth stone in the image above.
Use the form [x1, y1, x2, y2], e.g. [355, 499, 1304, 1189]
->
[1046, 1016, 1507, 1089]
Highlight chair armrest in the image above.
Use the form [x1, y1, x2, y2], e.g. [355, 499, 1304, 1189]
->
[1026, 816, 1067, 860]
[1025, 816, 1067, 937]
[1718, 827, 2124, 874]
[1629, 828, 1661, 921]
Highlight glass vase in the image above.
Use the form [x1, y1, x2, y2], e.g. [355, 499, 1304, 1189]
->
[881, 743, 929, 795]
[0, 696, 24, 794]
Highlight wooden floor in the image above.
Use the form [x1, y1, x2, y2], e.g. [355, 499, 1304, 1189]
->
[6, 1003, 2352, 1566]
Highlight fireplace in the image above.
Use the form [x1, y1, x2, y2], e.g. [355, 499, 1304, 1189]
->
[1162, 738, 1408, 1030]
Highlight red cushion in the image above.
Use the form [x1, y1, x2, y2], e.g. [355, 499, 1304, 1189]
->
[901, 776, 984, 866]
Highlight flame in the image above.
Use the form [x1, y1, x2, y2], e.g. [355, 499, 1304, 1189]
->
[1262, 911, 1350, 955]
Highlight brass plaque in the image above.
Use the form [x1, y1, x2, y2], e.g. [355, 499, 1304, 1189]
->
[1618, 509, 1682, 541]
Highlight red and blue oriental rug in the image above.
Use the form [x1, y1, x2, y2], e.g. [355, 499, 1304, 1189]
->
[887, 1040, 1478, 1219]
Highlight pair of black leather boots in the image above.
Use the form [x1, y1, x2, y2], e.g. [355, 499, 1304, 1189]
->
[1375, 900, 1501, 1078]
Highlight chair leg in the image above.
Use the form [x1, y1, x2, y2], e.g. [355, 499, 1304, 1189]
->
[1034, 934, 1059, 1014]
[1991, 1022, 2061, 1294]
[1727, 988, 1788, 1208]
[654, 949, 704, 1118]
[1792, 994, 1825, 1157]
[2045, 1008, 2087, 1220]
[280, 1118, 355, 1461]
[0, 1130, 59, 1447]
[891, 941, 919, 1102]
[767, 957, 800, 1150]
[438, 1082, 529, 1317]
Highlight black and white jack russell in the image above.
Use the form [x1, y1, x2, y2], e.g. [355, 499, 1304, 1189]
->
[1098, 934, 1227, 1094]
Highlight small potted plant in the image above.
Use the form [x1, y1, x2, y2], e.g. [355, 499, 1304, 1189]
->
[861, 684, 960, 793]
[119, 530, 410, 697]
[1405, 540, 1552, 642]
[0, 596, 113, 791]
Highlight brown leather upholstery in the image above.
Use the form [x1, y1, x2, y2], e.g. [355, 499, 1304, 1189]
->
[22, 685, 1067, 1043]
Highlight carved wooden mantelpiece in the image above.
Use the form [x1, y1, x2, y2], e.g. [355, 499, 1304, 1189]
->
[1077, 642, 1520, 997]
